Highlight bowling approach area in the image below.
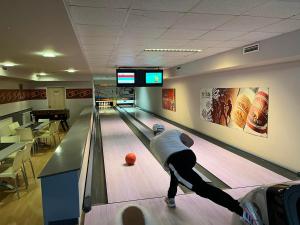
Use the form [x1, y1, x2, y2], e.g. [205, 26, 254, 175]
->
[82, 106, 297, 225]
[3, 1, 300, 225]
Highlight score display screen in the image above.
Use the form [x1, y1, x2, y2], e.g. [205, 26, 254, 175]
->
[146, 72, 163, 84]
[117, 72, 135, 84]
[116, 69, 163, 87]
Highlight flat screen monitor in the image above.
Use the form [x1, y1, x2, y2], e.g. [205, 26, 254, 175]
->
[117, 72, 135, 84]
[145, 71, 163, 84]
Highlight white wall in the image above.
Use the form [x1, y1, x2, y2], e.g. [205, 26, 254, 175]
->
[29, 81, 93, 124]
[136, 60, 300, 173]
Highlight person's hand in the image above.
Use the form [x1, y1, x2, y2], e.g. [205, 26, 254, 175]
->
[180, 133, 194, 147]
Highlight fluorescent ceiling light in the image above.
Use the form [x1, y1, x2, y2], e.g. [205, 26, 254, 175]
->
[0, 61, 19, 67]
[144, 49, 202, 52]
[35, 49, 63, 58]
[64, 68, 78, 73]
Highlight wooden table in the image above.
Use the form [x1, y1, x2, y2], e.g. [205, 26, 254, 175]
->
[0, 142, 26, 161]
[20, 121, 50, 131]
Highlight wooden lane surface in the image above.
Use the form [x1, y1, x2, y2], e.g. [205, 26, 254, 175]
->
[124, 107, 290, 188]
[100, 109, 183, 204]
[85, 186, 257, 225]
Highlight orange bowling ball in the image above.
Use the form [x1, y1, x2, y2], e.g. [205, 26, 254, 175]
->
[125, 153, 136, 166]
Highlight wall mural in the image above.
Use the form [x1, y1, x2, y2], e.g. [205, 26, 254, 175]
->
[0, 89, 46, 104]
[200, 87, 269, 137]
[162, 88, 176, 112]
[66, 88, 93, 99]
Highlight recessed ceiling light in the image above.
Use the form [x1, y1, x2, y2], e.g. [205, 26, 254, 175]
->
[0, 61, 19, 67]
[37, 72, 47, 76]
[64, 68, 78, 73]
[144, 49, 202, 52]
[35, 49, 63, 58]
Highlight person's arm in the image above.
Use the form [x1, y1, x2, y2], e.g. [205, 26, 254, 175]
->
[180, 133, 194, 147]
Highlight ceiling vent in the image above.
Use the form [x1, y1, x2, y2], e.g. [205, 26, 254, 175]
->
[243, 43, 259, 54]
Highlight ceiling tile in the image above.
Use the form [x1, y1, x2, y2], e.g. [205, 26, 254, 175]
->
[243, 1, 300, 18]
[215, 40, 248, 48]
[159, 29, 208, 40]
[150, 39, 190, 47]
[85, 55, 111, 61]
[191, 0, 267, 15]
[111, 48, 142, 57]
[70, 6, 127, 26]
[217, 16, 281, 31]
[126, 10, 182, 28]
[121, 27, 166, 39]
[79, 36, 118, 45]
[232, 31, 282, 42]
[82, 44, 115, 51]
[203, 47, 233, 55]
[83, 50, 113, 56]
[257, 19, 300, 32]
[132, 0, 200, 12]
[76, 25, 121, 37]
[109, 55, 137, 64]
[182, 40, 223, 49]
[84, 57, 111, 63]
[138, 52, 166, 58]
[198, 30, 247, 41]
[118, 38, 155, 46]
[68, 0, 132, 8]
[163, 51, 198, 57]
[173, 13, 235, 29]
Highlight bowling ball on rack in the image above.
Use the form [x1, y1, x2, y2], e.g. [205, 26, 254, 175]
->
[125, 153, 136, 166]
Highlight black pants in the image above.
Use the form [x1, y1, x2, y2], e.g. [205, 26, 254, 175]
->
[167, 150, 243, 216]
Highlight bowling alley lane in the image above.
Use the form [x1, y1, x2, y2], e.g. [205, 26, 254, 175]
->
[99, 108, 183, 204]
[85, 186, 257, 225]
[122, 107, 290, 188]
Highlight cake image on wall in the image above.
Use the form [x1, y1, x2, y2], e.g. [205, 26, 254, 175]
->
[200, 87, 269, 138]
[228, 88, 257, 130]
[244, 88, 269, 137]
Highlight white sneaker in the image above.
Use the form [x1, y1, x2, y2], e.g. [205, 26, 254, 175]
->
[164, 197, 176, 208]
[241, 202, 264, 225]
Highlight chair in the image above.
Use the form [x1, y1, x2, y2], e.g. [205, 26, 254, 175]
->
[37, 121, 60, 147]
[0, 151, 27, 199]
[8, 122, 20, 135]
[21, 143, 35, 179]
[0, 135, 20, 143]
[0, 125, 13, 136]
[16, 128, 38, 154]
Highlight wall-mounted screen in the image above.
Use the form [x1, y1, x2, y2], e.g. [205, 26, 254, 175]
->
[117, 72, 135, 84]
[116, 69, 163, 87]
[146, 72, 163, 84]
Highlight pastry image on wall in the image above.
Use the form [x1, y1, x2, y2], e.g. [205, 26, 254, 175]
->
[232, 94, 251, 128]
[244, 87, 269, 137]
[229, 88, 257, 129]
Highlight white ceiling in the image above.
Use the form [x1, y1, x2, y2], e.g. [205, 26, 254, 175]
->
[64, 0, 300, 76]
[2, 0, 300, 81]
[0, 0, 91, 81]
